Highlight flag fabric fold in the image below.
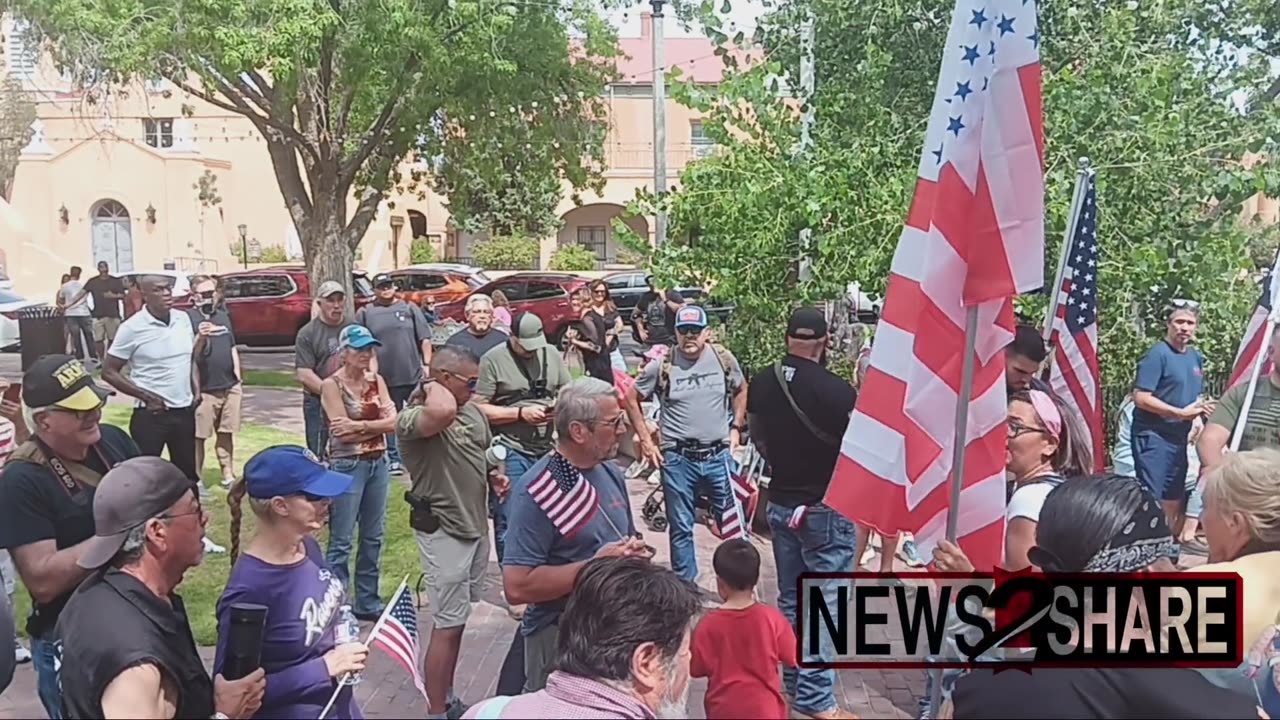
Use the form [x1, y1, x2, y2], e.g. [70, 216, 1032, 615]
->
[1046, 171, 1103, 471]
[1227, 252, 1280, 390]
[824, 0, 1044, 572]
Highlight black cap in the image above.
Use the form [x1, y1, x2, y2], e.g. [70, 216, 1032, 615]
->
[786, 307, 828, 340]
[23, 354, 111, 411]
[373, 273, 395, 287]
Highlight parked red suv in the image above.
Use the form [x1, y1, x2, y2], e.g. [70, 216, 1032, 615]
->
[435, 272, 589, 344]
[218, 266, 375, 346]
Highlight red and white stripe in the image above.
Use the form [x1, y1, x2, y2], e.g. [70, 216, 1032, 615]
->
[1048, 286, 1103, 471]
[1228, 305, 1274, 390]
[529, 467, 598, 537]
[825, 0, 1044, 572]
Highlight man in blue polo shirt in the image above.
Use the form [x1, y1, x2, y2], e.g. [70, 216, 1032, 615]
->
[1131, 300, 1213, 531]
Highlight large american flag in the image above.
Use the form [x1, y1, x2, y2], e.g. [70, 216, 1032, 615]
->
[368, 583, 427, 701]
[1046, 171, 1103, 470]
[1227, 255, 1280, 389]
[528, 453, 599, 537]
[825, 0, 1044, 572]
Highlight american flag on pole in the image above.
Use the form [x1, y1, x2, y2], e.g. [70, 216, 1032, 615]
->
[1227, 255, 1280, 389]
[825, 0, 1044, 572]
[528, 453, 599, 537]
[1046, 172, 1103, 471]
[710, 457, 756, 540]
[368, 583, 427, 701]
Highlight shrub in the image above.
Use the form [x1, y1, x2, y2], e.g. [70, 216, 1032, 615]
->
[410, 238, 437, 264]
[473, 235, 539, 270]
[549, 243, 598, 271]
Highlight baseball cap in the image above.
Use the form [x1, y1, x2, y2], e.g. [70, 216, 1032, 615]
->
[78, 457, 196, 569]
[244, 446, 352, 500]
[316, 280, 345, 299]
[787, 307, 828, 339]
[373, 273, 395, 287]
[23, 354, 111, 411]
[512, 312, 547, 351]
[339, 324, 380, 350]
[674, 305, 708, 330]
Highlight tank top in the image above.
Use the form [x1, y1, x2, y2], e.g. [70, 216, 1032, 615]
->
[327, 376, 388, 458]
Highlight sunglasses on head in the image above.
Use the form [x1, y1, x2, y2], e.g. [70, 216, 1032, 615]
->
[1169, 298, 1200, 310]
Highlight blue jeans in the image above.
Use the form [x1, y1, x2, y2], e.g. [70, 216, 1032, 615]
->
[661, 447, 736, 581]
[303, 393, 329, 459]
[493, 448, 541, 563]
[31, 634, 62, 719]
[326, 454, 390, 615]
[384, 384, 415, 467]
[767, 502, 857, 716]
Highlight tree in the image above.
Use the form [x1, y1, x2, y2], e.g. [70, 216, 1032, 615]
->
[7, 0, 618, 303]
[0, 77, 36, 201]
[633, 0, 1280, 381]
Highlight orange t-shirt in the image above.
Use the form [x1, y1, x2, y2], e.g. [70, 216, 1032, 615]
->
[690, 603, 798, 720]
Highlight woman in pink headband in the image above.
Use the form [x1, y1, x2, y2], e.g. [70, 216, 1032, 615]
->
[934, 388, 1092, 573]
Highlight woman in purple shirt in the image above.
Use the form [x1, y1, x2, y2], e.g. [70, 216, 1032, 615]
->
[214, 446, 370, 719]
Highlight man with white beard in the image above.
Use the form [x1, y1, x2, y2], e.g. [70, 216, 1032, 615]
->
[464, 557, 700, 719]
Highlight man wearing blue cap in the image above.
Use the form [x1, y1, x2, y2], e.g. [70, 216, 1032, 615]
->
[625, 305, 747, 583]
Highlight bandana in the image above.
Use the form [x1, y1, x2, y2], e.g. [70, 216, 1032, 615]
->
[1027, 389, 1062, 441]
[1082, 492, 1175, 572]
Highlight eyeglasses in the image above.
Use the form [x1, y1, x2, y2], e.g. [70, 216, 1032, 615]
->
[49, 405, 103, 420]
[588, 414, 628, 431]
[1007, 419, 1048, 439]
[160, 494, 205, 520]
[442, 369, 479, 391]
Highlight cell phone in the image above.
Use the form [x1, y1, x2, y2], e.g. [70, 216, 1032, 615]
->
[3, 382, 20, 404]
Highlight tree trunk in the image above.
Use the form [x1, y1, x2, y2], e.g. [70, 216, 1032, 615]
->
[303, 208, 357, 320]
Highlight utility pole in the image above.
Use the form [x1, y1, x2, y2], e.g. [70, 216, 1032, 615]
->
[796, 11, 816, 281]
[650, 0, 668, 248]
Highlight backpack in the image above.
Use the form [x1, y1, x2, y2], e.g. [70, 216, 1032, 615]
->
[655, 344, 734, 408]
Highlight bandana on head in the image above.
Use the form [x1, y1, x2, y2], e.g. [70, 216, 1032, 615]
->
[1082, 490, 1175, 572]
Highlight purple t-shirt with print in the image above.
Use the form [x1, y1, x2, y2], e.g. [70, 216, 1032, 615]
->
[212, 536, 360, 719]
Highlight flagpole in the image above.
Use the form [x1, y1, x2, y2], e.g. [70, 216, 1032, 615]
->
[1041, 158, 1093, 352]
[318, 576, 411, 720]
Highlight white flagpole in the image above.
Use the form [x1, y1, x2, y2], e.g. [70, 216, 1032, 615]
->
[318, 576, 411, 720]
[1230, 251, 1280, 451]
[1041, 158, 1093, 354]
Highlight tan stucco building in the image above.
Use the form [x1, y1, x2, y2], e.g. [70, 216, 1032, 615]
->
[0, 14, 729, 299]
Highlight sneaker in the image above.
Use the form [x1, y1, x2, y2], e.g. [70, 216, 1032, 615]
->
[354, 608, 384, 622]
[220, 476, 237, 488]
[390, 462, 405, 475]
[203, 536, 226, 554]
[445, 698, 470, 720]
[14, 640, 30, 664]
[859, 545, 877, 568]
[198, 483, 212, 499]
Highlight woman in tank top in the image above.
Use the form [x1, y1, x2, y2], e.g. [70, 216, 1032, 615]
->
[319, 325, 396, 620]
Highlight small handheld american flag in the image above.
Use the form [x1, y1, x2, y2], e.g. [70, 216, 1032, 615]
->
[368, 581, 427, 701]
[528, 452, 599, 537]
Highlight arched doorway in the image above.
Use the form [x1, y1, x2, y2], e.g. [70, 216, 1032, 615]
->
[91, 200, 134, 272]
[558, 204, 649, 266]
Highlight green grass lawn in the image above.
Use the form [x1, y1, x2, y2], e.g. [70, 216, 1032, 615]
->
[13, 406, 421, 646]
[239, 368, 301, 389]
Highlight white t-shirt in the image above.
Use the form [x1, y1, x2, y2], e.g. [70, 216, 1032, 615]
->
[1006, 475, 1064, 523]
[108, 309, 196, 408]
[58, 281, 91, 317]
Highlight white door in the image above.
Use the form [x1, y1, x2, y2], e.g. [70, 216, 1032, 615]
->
[91, 200, 134, 272]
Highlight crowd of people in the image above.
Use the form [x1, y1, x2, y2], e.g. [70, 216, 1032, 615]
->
[2, 273, 1280, 720]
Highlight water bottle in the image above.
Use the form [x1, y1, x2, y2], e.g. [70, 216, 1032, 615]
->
[334, 605, 363, 686]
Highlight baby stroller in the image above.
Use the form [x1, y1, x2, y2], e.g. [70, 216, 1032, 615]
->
[641, 441, 765, 538]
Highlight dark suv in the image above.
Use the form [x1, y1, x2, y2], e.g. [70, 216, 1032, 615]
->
[602, 271, 733, 324]
[219, 266, 374, 346]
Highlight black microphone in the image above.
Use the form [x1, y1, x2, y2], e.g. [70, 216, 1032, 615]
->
[223, 603, 268, 680]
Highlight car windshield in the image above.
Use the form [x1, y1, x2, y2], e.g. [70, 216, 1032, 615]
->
[352, 275, 374, 296]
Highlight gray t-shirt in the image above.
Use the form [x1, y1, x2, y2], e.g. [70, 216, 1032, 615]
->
[635, 346, 744, 447]
[294, 319, 345, 397]
[356, 301, 430, 388]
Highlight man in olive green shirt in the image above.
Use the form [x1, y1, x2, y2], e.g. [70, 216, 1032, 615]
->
[398, 345, 507, 720]
[1199, 331, 1280, 467]
[473, 312, 572, 565]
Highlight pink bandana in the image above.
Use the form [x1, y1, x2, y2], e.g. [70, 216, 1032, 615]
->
[1027, 389, 1062, 441]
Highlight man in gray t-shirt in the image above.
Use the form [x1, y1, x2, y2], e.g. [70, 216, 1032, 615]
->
[295, 281, 348, 457]
[624, 305, 747, 582]
[358, 273, 433, 473]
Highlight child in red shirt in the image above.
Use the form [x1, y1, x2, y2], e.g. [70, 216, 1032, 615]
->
[691, 538, 798, 719]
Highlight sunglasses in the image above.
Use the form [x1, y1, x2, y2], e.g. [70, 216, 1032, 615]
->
[442, 369, 479, 391]
[675, 326, 704, 336]
[299, 491, 328, 503]
[160, 492, 205, 520]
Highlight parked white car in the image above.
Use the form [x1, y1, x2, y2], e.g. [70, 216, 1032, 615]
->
[0, 290, 49, 351]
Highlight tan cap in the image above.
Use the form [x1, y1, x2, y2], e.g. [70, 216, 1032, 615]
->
[316, 280, 345, 299]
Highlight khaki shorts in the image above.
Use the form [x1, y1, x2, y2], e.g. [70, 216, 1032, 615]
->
[92, 317, 121, 345]
[195, 385, 243, 439]
[415, 529, 488, 629]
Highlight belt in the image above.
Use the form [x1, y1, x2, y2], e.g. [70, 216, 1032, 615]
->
[671, 440, 726, 460]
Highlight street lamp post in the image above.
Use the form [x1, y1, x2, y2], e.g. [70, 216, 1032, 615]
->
[650, 0, 667, 249]
[238, 224, 248, 269]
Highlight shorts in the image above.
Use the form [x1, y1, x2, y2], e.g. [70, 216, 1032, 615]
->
[1132, 429, 1188, 502]
[92, 317, 121, 344]
[415, 528, 488, 629]
[196, 386, 243, 439]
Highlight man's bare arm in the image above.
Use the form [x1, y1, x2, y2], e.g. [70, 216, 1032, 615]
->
[101, 663, 179, 720]
[473, 396, 521, 425]
[503, 563, 590, 606]
[1197, 422, 1231, 469]
[411, 384, 459, 439]
[11, 539, 92, 604]
[295, 368, 324, 395]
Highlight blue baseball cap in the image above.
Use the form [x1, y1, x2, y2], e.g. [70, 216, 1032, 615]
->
[244, 446, 352, 499]
[339, 324, 380, 350]
[674, 305, 708, 330]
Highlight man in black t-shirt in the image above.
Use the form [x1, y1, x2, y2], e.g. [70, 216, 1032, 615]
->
[0, 355, 138, 719]
[631, 276, 685, 346]
[78, 262, 125, 357]
[746, 308, 858, 720]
